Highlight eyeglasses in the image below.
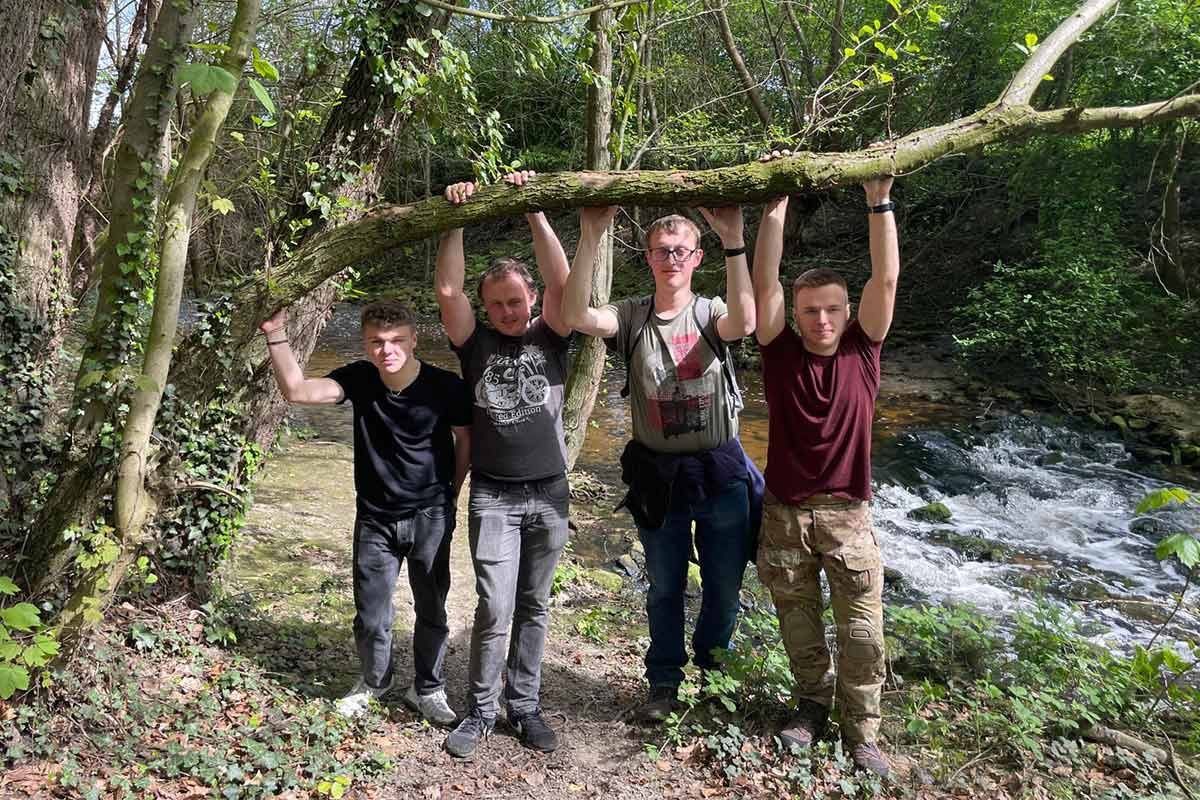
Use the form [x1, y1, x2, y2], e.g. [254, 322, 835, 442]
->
[646, 246, 698, 264]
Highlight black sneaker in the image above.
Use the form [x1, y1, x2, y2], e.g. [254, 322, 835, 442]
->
[509, 708, 558, 752]
[634, 685, 680, 723]
[444, 709, 493, 757]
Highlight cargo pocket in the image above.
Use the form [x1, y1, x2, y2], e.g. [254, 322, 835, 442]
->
[828, 534, 881, 596]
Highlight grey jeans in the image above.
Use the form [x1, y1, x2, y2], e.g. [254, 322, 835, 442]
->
[352, 505, 454, 693]
[467, 472, 570, 718]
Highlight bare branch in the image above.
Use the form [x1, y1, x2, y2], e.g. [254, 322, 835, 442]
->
[999, 0, 1116, 107]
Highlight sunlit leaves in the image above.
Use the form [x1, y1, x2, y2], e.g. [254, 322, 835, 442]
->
[177, 63, 237, 96]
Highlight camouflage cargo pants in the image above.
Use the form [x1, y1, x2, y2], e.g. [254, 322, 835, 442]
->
[755, 492, 885, 744]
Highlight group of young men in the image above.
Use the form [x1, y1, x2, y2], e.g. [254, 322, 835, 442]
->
[261, 162, 900, 777]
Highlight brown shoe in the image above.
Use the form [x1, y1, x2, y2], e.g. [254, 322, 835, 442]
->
[850, 741, 890, 778]
[777, 699, 828, 750]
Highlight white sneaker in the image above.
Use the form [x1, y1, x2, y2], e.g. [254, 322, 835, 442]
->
[403, 684, 458, 726]
[336, 677, 392, 718]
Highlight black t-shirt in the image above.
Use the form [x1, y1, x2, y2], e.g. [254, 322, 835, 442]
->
[326, 360, 472, 518]
[452, 318, 570, 481]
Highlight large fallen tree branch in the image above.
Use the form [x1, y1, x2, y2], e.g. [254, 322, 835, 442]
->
[184, 0, 1198, 393]
[259, 94, 1200, 298]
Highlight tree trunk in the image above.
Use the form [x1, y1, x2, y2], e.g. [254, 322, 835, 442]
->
[761, 0, 805, 133]
[827, 0, 845, 82]
[707, 0, 772, 129]
[54, 0, 262, 647]
[0, 0, 108, 339]
[170, 0, 454, 454]
[72, 0, 199, 431]
[23, 0, 201, 598]
[564, 6, 615, 471]
[69, 0, 153, 296]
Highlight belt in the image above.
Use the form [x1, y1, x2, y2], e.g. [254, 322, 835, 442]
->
[798, 492, 860, 507]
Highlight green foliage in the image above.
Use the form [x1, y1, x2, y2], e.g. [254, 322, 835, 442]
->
[154, 392, 264, 587]
[0, 618, 389, 798]
[177, 63, 238, 96]
[0, 575, 59, 699]
[0, 225, 60, 545]
[886, 603, 999, 682]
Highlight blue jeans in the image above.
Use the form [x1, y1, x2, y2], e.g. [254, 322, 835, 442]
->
[638, 479, 752, 687]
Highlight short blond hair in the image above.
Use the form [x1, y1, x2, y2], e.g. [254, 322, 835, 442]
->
[644, 214, 702, 249]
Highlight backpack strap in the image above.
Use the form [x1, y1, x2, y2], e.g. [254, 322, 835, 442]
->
[619, 296, 655, 398]
[692, 297, 745, 414]
[620, 295, 744, 414]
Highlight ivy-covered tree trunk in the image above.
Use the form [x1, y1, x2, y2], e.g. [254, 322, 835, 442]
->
[72, 0, 200, 432]
[0, 0, 108, 338]
[23, 0, 201, 598]
[69, 0, 154, 295]
[53, 0, 262, 647]
[172, 0, 453, 453]
[563, 6, 615, 470]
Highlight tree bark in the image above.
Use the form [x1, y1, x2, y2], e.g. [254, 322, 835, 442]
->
[0, 0, 108, 339]
[196, 93, 1200, 335]
[23, 0, 200, 597]
[707, 0, 772, 129]
[172, 0, 453, 452]
[69, 0, 153, 296]
[564, 6, 615, 471]
[54, 0, 262, 647]
[826, 0, 844, 82]
[72, 0, 199, 428]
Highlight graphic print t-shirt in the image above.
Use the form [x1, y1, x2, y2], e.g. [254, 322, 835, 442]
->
[326, 360, 472, 519]
[603, 296, 738, 454]
[452, 317, 570, 481]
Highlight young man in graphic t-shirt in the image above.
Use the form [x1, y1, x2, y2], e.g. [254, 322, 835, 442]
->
[563, 204, 761, 723]
[752, 164, 900, 778]
[435, 171, 572, 757]
[260, 300, 471, 723]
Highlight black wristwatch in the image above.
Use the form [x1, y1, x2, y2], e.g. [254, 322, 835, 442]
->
[868, 200, 896, 214]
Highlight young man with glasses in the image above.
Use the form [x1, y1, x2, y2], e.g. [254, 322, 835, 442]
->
[436, 171, 572, 757]
[562, 205, 762, 722]
[751, 164, 899, 778]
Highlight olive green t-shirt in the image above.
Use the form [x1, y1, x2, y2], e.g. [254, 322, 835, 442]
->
[603, 295, 738, 454]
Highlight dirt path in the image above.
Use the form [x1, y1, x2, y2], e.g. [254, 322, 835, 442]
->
[233, 437, 699, 799]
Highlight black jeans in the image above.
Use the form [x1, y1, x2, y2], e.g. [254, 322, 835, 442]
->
[352, 504, 454, 692]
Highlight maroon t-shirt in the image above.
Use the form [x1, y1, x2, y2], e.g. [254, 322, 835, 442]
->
[759, 320, 882, 503]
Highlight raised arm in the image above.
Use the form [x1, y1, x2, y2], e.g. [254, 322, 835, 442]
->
[698, 206, 755, 342]
[857, 175, 899, 343]
[508, 171, 571, 337]
[562, 206, 621, 338]
[435, 181, 478, 348]
[752, 197, 789, 346]
[260, 310, 344, 404]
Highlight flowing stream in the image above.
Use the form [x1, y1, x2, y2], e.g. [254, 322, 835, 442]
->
[286, 306, 1199, 650]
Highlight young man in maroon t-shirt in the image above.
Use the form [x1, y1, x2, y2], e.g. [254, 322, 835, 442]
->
[752, 168, 899, 778]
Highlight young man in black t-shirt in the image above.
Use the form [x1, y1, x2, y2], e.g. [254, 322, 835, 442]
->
[260, 300, 471, 723]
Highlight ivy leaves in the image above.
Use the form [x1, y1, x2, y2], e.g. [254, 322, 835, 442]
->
[0, 575, 60, 699]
